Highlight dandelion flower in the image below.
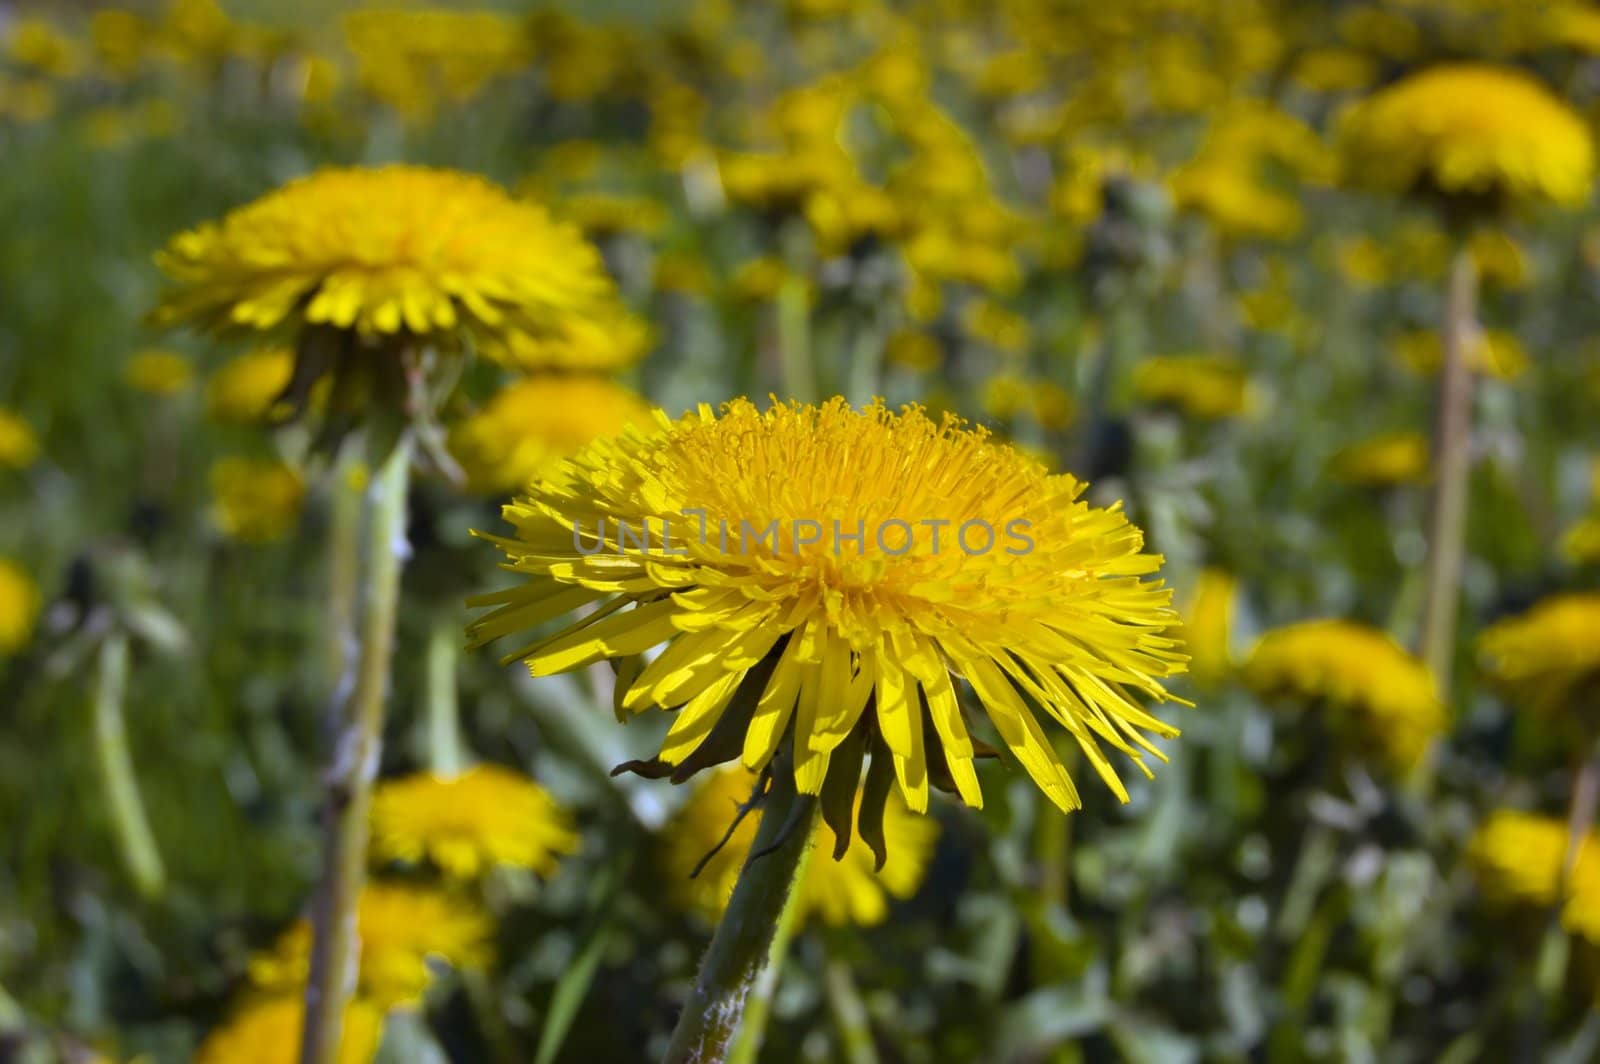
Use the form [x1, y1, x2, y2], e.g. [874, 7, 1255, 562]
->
[471, 398, 1185, 857]
[370, 764, 579, 880]
[122, 349, 193, 396]
[205, 349, 296, 425]
[1564, 516, 1600, 566]
[0, 408, 39, 470]
[153, 166, 618, 359]
[1393, 329, 1528, 381]
[1183, 568, 1237, 689]
[0, 558, 41, 656]
[250, 883, 491, 1010]
[665, 768, 938, 927]
[1480, 594, 1600, 716]
[1468, 809, 1600, 944]
[1133, 355, 1257, 420]
[1243, 619, 1446, 767]
[450, 376, 655, 495]
[194, 993, 382, 1064]
[210, 457, 305, 544]
[1340, 64, 1595, 210]
[1329, 431, 1430, 487]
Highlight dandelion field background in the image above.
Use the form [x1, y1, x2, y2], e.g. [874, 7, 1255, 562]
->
[5, 1, 1600, 1062]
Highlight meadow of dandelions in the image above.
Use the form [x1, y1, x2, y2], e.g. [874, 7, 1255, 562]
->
[5, 1, 1600, 1061]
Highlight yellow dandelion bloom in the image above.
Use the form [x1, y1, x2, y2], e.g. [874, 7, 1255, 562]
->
[1564, 515, 1600, 566]
[665, 768, 938, 927]
[1471, 228, 1530, 289]
[559, 193, 668, 238]
[1480, 593, 1600, 715]
[1169, 160, 1303, 243]
[1335, 235, 1391, 286]
[1243, 620, 1446, 767]
[481, 309, 651, 375]
[210, 457, 305, 544]
[1182, 568, 1237, 689]
[194, 993, 382, 1064]
[471, 398, 1186, 835]
[1339, 64, 1595, 209]
[1290, 47, 1378, 94]
[370, 764, 579, 879]
[1133, 355, 1257, 420]
[153, 166, 618, 360]
[0, 408, 39, 470]
[205, 349, 296, 426]
[1329, 431, 1431, 487]
[1468, 809, 1600, 944]
[961, 299, 1031, 355]
[450, 375, 654, 496]
[0, 558, 41, 656]
[122, 350, 193, 396]
[250, 884, 491, 1010]
[1393, 328, 1529, 381]
[883, 329, 943, 373]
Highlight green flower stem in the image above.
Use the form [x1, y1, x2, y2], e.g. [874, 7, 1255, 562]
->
[844, 312, 886, 408]
[1536, 741, 1600, 1006]
[324, 455, 364, 695]
[823, 951, 879, 1064]
[1419, 246, 1479, 700]
[426, 613, 463, 777]
[777, 276, 816, 404]
[92, 630, 166, 900]
[724, 826, 816, 1064]
[665, 759, 820, 1064]
[300, 435, 413, 1064]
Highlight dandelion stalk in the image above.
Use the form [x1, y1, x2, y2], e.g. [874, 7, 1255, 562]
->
[724, 820, 817, 1064]
[1419, 245, 1479, 699]
[665, 756, 820, 1064]
[823, 951, 879, 1064]
[92, 630, 166, 900]
[426, 613, 464, 777]
[776, 276, 816, 404]
[325, 456, 363, 700]
[300, 434, 413, 1064]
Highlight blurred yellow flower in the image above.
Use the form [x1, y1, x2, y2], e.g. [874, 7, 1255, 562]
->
[1183, 568, 1237, 689]
[559, 193, 668, 238]
[123, 350, 193, 396]
[961, 299, 1030, 354]
[472, 398, 1186, 835]
[449, 375, 655, 495]
[1133, 355, 1257, 420]
[343, 9, 530, 120]
[370, 764, 579, 880]
[1330, 430, 1430, 487]
[883, 329, 943, 373]
[1340, 64, 1595, 209]
[1335, 235, 1391, 286]
[664, 768, 938, 927]
[1480, 594, 1600, 716]
[195, 993, 380, 1064]
[0, 558, 41, 656]
[250, 884, 490, 1010]
[1564, 515, 1600, 566]
[1243, 619, 1446, 767]
[0, 408, 40, 470]
[205, 349, 295, 426]
[1393, 329, 1529, 381]
[1170, 159, 1303, 242]
[489, 310, 651, 374]
[1468, 809, 1600, 944]
[1470, 229, 1530, 289]
[7, 18, 83, 79]
[1290, 47, 1378, 94]
[210, 457, 305, 545]
[154, 166, 619, 363]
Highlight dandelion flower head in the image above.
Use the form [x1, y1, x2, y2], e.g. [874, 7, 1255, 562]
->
[472, 397, 1186, 849]
[370, 764, 579, 879]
